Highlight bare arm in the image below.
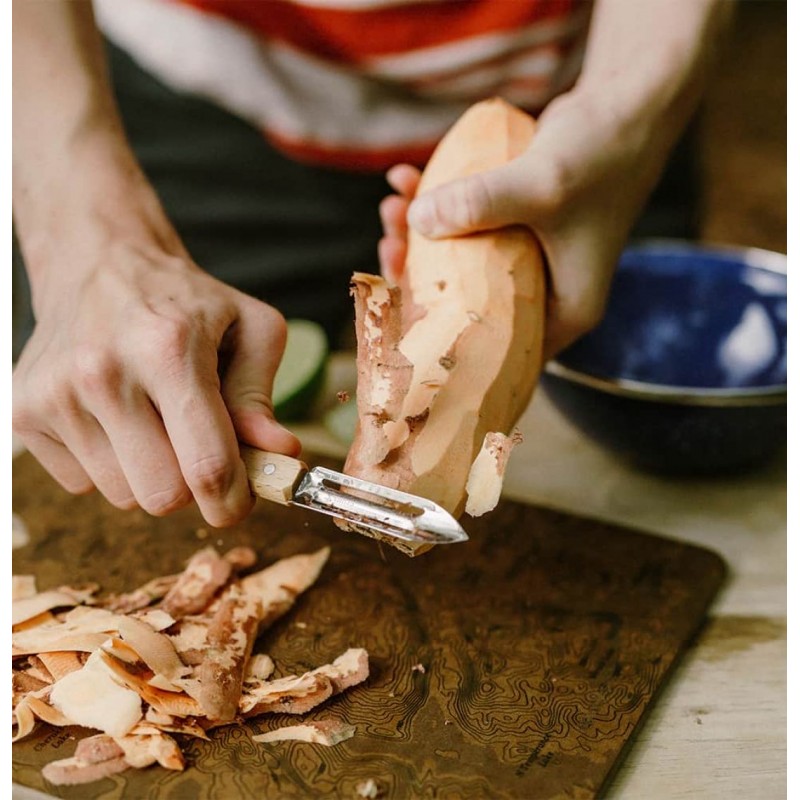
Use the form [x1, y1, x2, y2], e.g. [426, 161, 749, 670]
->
[12, 0, 170, 279]
[12, 0, 299, 526]
[380, 0, 731, 357]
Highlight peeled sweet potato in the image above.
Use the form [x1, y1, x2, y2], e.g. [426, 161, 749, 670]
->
[343, 98, 546, 554]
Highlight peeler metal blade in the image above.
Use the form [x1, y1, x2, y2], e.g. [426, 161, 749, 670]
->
[291, 467, 468, 545]
[240, 447, 468, 546]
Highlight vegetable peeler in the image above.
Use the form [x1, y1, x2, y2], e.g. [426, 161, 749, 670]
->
[240, 446, 468, 545]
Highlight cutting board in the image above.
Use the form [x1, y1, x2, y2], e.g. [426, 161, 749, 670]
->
[12, 451, 725, 800]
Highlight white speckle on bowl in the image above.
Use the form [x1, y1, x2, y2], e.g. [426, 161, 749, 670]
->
[718, 303, 778, 386]
[622, 312, 682, 376]
[12, 514, 30, 549]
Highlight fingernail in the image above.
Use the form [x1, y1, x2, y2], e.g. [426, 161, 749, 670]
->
[268, 420, 302, 456]
[408, 196, 439, 237]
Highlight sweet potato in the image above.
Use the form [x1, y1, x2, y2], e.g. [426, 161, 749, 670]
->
[343, 98, 545, 554]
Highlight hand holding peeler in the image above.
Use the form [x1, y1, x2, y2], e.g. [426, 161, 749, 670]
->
[240, 446, 467, 546]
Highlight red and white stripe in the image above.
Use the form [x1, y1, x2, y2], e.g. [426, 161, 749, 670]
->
[95, 0, 590, 170]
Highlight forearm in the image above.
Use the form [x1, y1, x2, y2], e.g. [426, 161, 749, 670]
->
[12, 0, 179, 302]
[398, 2, 732, 355]
[574, 0, 731, 154]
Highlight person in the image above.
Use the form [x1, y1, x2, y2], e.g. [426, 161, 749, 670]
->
[12, 0, 728, 528]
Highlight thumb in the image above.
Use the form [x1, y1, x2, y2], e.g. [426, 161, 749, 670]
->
[406, 157, 534, 239]
[221, 302, 302, 457]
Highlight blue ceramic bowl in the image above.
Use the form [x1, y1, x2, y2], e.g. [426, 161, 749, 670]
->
[540, 241, 787, 475]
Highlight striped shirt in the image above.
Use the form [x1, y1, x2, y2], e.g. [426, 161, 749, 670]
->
[96, 0, 592, 171]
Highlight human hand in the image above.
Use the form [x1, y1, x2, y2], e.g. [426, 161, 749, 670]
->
[12, 243, 300, 527]
[378, 88, 679, 360]
[13, 0, 300, 526]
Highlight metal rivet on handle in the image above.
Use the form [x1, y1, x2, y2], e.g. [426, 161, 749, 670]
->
[262, 463, 277, 476]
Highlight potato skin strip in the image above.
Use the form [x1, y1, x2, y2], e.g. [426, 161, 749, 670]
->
[465, 431, 521, 517]
[40, 734, 132, 786]
[253, 719, 356, 747]
[11, 593, 66, 625]
[117, 616, 189, 682]
[179, 586, 262, 722]
[41, 754, 131, 786]
[241, 547, 330, 632]
[241, 674, 334, 717]
[113, 731, 185, 771]
[240, 648, 369, 717]
[137, 710, 210, 740]
[103, 575, 179, 614]
[13, 631, 109, 657]
[38, 651, 84, 682]
[98, 649, 204, 718]
[12, 699, 37, 743]
[26, 695, 77, 728]
[75, 734, 126, 764]
[314, 648, 370, 694]
[13, 669, 49, 697]
[101, 550, 251, 615]
[133, 609, 175, 632]
[12, 606, 135, 656]
[162, 547, 233, 619]
[12, 611, 56, 633]
[13, 590, 89, 626]
[12, 545, 372, 786]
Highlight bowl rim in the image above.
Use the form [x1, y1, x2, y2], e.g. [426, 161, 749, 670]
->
[620, 238, 787, 276]
[543, 239, 787, 408]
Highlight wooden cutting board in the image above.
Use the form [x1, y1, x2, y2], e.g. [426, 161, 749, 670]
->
[12, 451, 725, 800]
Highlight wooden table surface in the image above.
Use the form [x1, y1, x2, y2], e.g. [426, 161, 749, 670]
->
[294, 349, 787, 800]
[11, 350, 786, 800]
[12, 4, 786, 798]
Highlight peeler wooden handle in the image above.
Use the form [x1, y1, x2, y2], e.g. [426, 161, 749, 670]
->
[240, 446, 308, 506]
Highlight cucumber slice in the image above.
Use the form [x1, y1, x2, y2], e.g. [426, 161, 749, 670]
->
[324, 399, 358, 445]
[273, 320, 329, 422]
